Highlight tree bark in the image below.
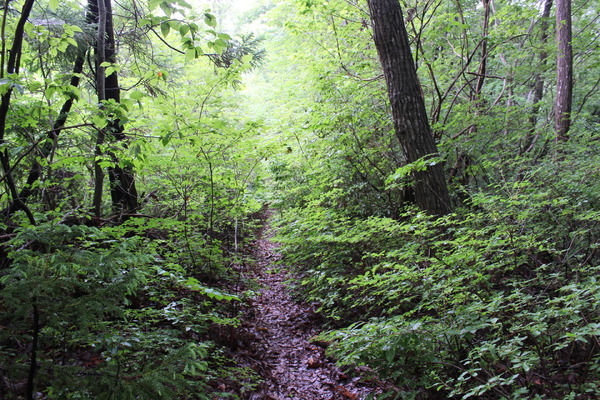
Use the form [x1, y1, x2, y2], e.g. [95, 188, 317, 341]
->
[555, 0, 572, 141]
[92, 0, 106, 216]
[366, 0, 451, 216]
[103, 0, 138, 217]
[91, 0, 138, 218]
[523, 0, 553, 153]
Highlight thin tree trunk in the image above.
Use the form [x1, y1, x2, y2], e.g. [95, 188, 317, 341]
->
[555, 0, 572, 141]
[0, 0, 37, 225]
[92, 0, 107, 216]
[450, 0, 491, 183]
[523, 0, 553, 153]
[367, 0, 451, 216]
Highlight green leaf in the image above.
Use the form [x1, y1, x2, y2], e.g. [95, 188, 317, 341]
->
[159, 2, 172, 17]
[179, 24, 190, 37]
[185, 278, 240, 302]
[185, 47, 196, 61]
[148, 0, 161, 11]
[130, 90, 145, 100]
[160, 21, 170, 37]
[204, 13, 217, 28]
[241, 54, 254, 68]
[385, 347, 395, 362]
[44, 86, 56, 99]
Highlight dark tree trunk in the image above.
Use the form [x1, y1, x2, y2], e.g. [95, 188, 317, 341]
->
[103, 0, 138, 216]
[91, 0, 138, 217]
[92, 0, 106, 216]
[366, 0, 451, 216]
[555, 0, 572, 141]
[523, 0, 553, 153]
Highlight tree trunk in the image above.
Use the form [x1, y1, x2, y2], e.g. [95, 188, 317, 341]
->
[91, 0, 138, 218]
[555, 0, 572, 141]
[366, 0, 451, 216]
[523, 0, 553, 153]
[103, 0, 138, 216]
[92, 0, 106, 216]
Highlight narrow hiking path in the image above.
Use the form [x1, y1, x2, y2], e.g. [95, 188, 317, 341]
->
[232, 216, 386, 400]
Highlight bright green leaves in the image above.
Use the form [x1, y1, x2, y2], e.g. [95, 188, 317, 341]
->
[185, 277, 240, 302]
[48, 0, 60, 11]
[204, 12, 217, 28]
[0, 75, 23, 96]
[148, 0, 191, 17]
[277, 193, 600, 398]
[384, 155, 443, 190]
[44, 82, 81, 101]
[24, 22, 82, 58]
[207, 35, 228, 55]
[181, 37, 203, 61]
[99, 61, 120, 77]
[141, 1, 228, 61]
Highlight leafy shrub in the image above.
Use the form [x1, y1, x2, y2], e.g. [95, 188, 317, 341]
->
[0, 222, 242, 399]
[276, 177, 600, 399]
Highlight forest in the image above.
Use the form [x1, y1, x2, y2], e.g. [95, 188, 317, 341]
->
[0, 0, 598, 399]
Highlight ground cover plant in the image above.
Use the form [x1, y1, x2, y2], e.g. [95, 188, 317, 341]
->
[274, 167, 600, 398]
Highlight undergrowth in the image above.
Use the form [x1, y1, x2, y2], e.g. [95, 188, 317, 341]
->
[274, 163, 600, 399]
[0, 211, 262, 399]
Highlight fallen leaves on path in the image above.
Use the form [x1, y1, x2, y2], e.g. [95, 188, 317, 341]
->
[232, 221, 383, 400]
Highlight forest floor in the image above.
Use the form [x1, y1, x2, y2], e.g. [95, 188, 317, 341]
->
[229, 215, 387, 400]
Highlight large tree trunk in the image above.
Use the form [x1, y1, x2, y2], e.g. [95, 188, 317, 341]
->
[103, 0, 138, 216]
[555, 0, 572, 141]
[366, 0, 451, 216]
[91, 0, 138, 218]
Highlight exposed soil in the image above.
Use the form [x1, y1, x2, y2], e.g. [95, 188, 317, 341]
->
[232, 217, 385, 400]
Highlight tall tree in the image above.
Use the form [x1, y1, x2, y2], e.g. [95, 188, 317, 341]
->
[524, 0, 553, 153]
[366, 0, 451, 216]
[91, 0, 138, 217]
[103, 0, 138, 216]
[555, 0, 572, 141]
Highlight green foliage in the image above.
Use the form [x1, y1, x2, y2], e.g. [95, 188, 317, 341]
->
[0, 220, 252, 398]
[0, 0, 598, 398]
[277, 170, 600, 398]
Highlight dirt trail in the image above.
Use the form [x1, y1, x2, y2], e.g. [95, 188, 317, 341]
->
[234, 221, 383, 400]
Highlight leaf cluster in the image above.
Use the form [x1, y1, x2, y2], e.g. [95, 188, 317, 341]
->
[275, 172, 600, 398]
